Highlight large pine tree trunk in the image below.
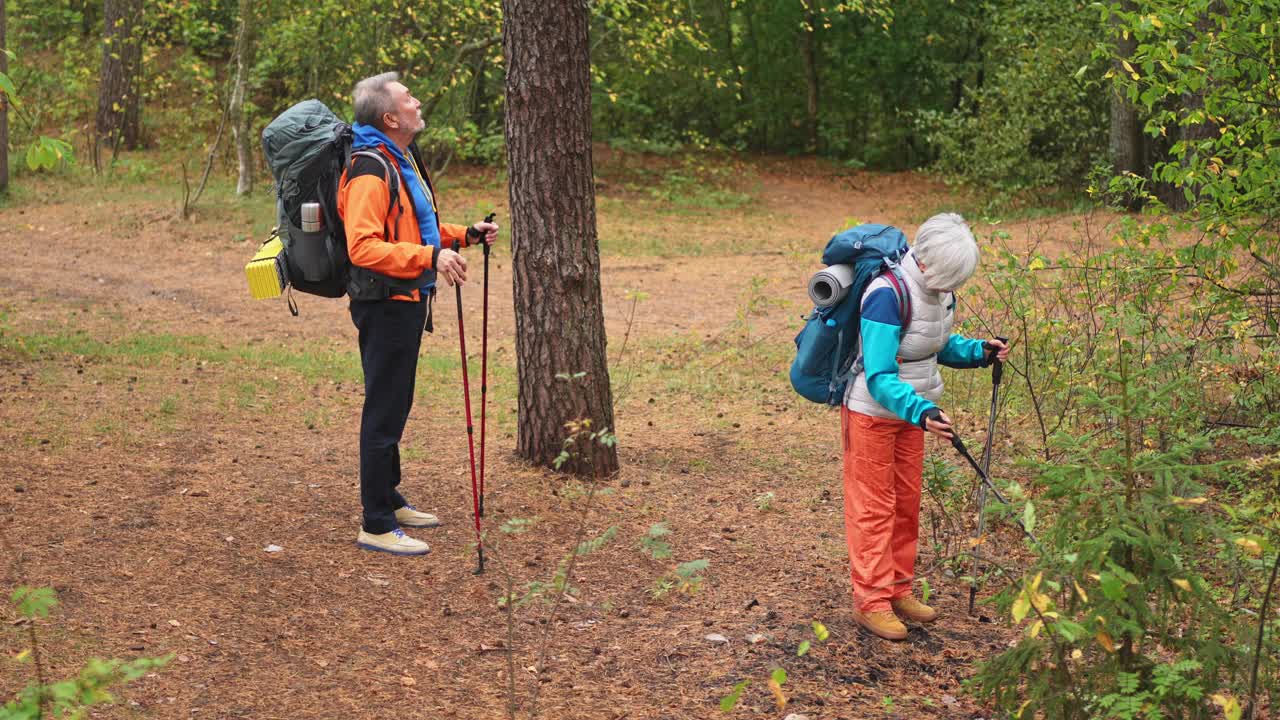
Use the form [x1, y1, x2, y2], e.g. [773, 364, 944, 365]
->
[230, 0, 255, 196]
[502, 0, 619, 476]
[0, 0, 9, 195]
[95, 0, 142, 166]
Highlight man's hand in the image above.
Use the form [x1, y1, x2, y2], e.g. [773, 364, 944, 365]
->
[437, 248, 468, 286]
[468, 220, 500, 246]
[985, 337, 1010, 363]
[919, 407, 954, 439]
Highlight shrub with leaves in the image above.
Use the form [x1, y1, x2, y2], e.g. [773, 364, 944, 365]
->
[969, 247, 1280, 718]
[3, 586, 170, 720]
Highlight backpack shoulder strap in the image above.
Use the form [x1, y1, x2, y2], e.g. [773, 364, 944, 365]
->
[350, 149, 401, 243]
[880, 264, 912, 333]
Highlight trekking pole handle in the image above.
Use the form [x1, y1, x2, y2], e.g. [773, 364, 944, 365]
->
[478, 212, 497, 257]
[985, 336, 1010, 385]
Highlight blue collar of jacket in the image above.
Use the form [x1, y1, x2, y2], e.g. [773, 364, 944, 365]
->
[351, 123, 407, 162]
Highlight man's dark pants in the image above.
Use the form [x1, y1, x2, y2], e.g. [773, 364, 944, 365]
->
[350, 295, 429, 534]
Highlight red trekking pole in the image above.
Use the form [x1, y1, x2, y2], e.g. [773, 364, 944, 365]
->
[479, 212, 496, 519]
[452, 239, 484, 574]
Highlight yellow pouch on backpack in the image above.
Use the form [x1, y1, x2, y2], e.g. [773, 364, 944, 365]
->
[245, 234, 287, 299]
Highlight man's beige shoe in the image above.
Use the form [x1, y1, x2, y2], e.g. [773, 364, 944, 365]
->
[891, 596, 938, 624]
[356, 529, 430, 556]
[852, 608, 908, 641]
[394, 505, 442, 528]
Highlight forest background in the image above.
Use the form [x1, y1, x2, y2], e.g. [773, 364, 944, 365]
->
[2, 1, 1280, 719]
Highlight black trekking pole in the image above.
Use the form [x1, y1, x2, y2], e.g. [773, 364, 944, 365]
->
[452, 240, 485, 575]
[969, 337, 1008, 614]
[949, 432, 1041, 550]
[478, 212, 496, 519]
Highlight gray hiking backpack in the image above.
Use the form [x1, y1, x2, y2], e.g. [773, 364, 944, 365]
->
[261, 99, 418, 308]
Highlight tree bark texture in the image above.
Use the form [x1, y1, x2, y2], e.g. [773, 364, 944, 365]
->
[0, 0, 9, 194]
[502, 0, 619, 475]
[231, 0, 255, 196]
[96, 0, 142, 159]
[1108, 3, 1144, 181]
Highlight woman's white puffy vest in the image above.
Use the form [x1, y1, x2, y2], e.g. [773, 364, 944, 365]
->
[844, 249, 953, 419]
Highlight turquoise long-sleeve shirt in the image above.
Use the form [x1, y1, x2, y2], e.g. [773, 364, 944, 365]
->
[859, 287, 991, 425]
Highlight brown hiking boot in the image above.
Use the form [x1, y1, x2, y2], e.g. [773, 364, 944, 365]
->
[852, 608, 908, 641]
[891, 596, 938, 624]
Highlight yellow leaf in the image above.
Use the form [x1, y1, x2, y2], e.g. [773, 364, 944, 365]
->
[1032, 592, 1053, 613]
[1074, 581, 1089, 603]
[1172, 496, 1208, 506]
[1212, 693, 1242, 720]
[1097, 631, 1117, 653]
[1028, 257, 1046, 271]
[1029, 619, 1044, 638]
[1151, 15, 1163, 28]
[1122, 60, 1135, 74]
[15, 649, 30, 662]
[1012, 592, 1031, 623]
[1172, 578, 1192, 592]
[1016, 699, 1033, 718]
[767, 678, 787, 710]
[1236, 537, 1263, 555]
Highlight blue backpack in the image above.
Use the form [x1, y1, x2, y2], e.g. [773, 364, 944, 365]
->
[790, 224, 912, 405]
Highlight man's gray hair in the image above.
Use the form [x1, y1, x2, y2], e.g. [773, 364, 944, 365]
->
[353, 72, 401, 129]
[914, 213, 980, 291]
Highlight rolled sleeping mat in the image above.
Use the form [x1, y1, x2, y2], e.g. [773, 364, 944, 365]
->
[807, 264, 855, 307]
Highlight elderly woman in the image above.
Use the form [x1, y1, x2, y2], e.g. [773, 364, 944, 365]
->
[842, 213, 1009, 641]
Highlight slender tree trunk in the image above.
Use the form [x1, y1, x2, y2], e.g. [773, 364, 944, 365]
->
[502, 0, 619, 475]
[0, 0, 9, 195]
[230, 0, 255, 196]
[95, 0, 143, 165]
[1158, 6, 1219, 211]
[799, 0, 820, 152]
[1108, 2, 1144, 184]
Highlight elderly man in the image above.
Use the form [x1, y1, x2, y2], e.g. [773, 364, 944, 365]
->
[337, 72, 498, 556]
[840, 213, 1010, 639]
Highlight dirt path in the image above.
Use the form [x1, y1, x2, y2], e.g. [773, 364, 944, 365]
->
[0, 158, 1071, 718]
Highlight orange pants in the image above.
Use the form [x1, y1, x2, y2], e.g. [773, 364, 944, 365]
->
[841, 407, 925, 612]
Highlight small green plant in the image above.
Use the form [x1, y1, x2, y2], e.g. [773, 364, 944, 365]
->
[3, 586, 170, 719]
[724, 623, 830, 712]
[797, 619, 830, 656]
[639, 522, 673, 560]
[651, 558, 710, 599]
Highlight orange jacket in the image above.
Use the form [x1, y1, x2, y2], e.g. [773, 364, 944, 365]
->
[336, 143, 470, 301]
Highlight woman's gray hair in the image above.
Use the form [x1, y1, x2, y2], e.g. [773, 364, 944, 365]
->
[914, 212, 980, 291]
[352, 72, 401, 128]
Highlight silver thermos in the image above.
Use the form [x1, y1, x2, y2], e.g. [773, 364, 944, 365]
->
[301, 202, 322, 233]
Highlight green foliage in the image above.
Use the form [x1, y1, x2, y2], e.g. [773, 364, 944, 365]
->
[920, 0, 1109, 192]
[1101, 0, 1280, 291]
[719, 679, 750, 712]
[0, 44, 77, 179]
[639, 522, 673, 560]
[3, 587, 171, 720]
[969, 230, 1280, 718]
[10, 586, 56, 619]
